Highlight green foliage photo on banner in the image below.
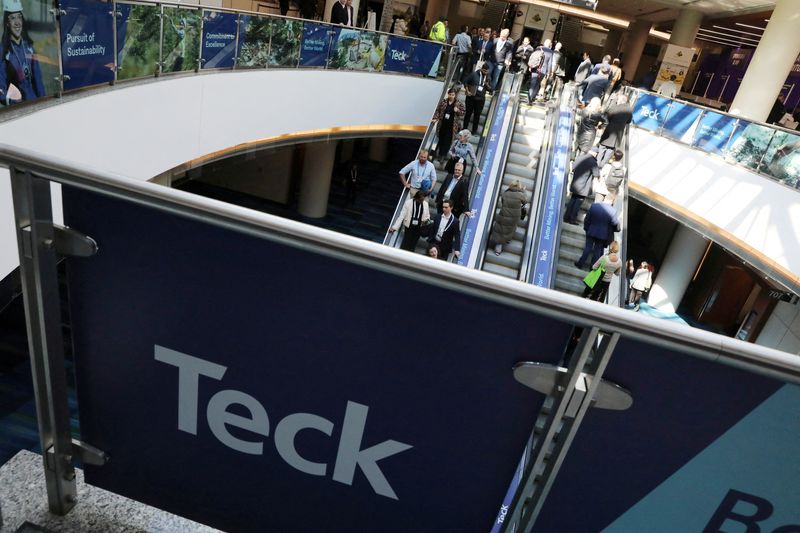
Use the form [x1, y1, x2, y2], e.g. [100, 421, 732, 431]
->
[267, 18, 301, 67]
[237, 15, 269, 68]
[161, 6, 199, 73]
[117, 3, 160, 80]
[0, 0, 59, 104]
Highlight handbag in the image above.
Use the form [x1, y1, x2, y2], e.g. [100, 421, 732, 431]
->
[419, 220, 433, 238]
[474, 51, 485, 72]
[583, 257, 606, 289]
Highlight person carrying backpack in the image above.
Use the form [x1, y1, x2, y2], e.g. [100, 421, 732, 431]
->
[527, 39, 552, 103]
[597, 150, 625, 204]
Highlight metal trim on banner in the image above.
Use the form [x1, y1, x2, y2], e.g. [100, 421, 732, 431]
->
[157, 3, 164, 76]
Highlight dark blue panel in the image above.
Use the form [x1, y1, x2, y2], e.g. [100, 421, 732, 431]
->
[299, 22, 335, 67]
[694, 111, 738, 155]
[62, 187, 572, 533]
[632, 93, 671, 131]
[60, 0, 115, 90]
[661, 101, 703, 143]
[201, 11, 238, 69]
[409, 41, 441, 76]
[534, 337, 783, 532]
[383, 37, 413, 73]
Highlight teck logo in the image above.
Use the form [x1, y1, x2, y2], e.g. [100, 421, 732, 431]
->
[155, 345, 413, 499]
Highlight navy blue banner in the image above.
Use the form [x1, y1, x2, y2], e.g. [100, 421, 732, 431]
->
[383, 37, 413, 73]
[661, 101, 703, 144]
[535, 338, 797, 532]
[409, 41, 441, 76]
[531, 109, 572, 288]
[300, 22, 335, 67]
[201, 11, 238, 69]
[59, 0, 115, 91]
[632, 92, 671, 132]
[62, 186, 573, 533]
[694, 111, 738, 154]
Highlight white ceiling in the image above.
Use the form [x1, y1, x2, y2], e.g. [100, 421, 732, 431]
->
[594, 0, 775, 22]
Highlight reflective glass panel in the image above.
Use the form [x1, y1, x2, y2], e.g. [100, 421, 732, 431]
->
[161, 7, 201, 73]
[117, 3, 160, 80]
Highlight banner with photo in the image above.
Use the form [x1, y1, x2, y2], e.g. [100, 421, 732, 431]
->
[328, 28, 362, 70]
[161, 7, 200, 73]
[116, 2, 160, 80]
[59, 0, 115, 91]
[661, 101, 703, 144]
[632, 93, 671, 132]
[299, 22, 334, 67]
[0, 0, 59, 104]
[267, 18, 301, 67]
[236, 15, 270, 68]
[408, 41, 440, 76]
[757, 130, 800, 188]
[723, 121, 773, 167]
[201, 11, 238, 70]
[383, 36, 413, 73]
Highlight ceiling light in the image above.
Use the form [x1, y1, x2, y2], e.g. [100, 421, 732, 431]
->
[695, 35, 754, 48]
[735, 22, 766, 32]
[697, 28, 760, 43]
[716, 25, 763, 38]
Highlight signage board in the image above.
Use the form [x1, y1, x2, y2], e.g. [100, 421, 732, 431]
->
[60, 0, 115, 90]
[632, 92, 671, 132]
[62, 186, 573, 533]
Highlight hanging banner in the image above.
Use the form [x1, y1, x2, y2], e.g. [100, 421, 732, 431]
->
[408, 41, 441, 76]
[661, 102, 703, 144]
[694, 111, 739, 155]
[59, 0, 115, 91]
[0, 0, 59, 103]
[299, 22, 335, 67]
[534, 337, 797, 532]
[201, 11, 238, 69]
[383, 36, 413, 73]
[632, 92, 671, 132]
[62, 186, 574, 533]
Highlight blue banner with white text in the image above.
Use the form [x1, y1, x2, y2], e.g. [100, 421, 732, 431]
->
[383, 37, 413, 73]
[201, 11, 238, 69]
[59, 0, 115, 90]
[299, 22, 335, 67]
[62, 185, 572, 533]
[632, 93, 671, 132]
[694, 111, 738, 155]
[661, 101, 703, 144]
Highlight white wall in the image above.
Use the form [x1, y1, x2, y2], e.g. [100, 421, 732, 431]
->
[628, 129, 800, 287]
[0, 70, 442, 280]
[757, 300, 800, 355]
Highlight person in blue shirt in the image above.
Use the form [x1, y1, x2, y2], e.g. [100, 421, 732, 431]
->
[0, 0, 45, 105]
[398, 149, 437, 197]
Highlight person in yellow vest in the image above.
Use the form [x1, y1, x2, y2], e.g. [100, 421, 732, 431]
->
[429, 16, 447, 42]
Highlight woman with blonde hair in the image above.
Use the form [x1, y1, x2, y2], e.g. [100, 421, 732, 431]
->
[582, 240, 621, 302]
[628, 260, 652, 309]
[490, 179, 526, 256]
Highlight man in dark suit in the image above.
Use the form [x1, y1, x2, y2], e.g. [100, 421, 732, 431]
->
[330, 0, 348, 25]
[436, 161, 470, 218]
[597, 94, 633, 166]
[428, 199, 461, 261]
[579, 67, 610, 105]
[575, 196, 620, 269]
[563, 150, 599, 225]
[485, 28, 514, 90]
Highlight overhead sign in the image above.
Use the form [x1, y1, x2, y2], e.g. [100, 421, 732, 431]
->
[62, 186, 573, 533]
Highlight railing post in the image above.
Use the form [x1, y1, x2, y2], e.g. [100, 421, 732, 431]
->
[10, 169, 78, 515]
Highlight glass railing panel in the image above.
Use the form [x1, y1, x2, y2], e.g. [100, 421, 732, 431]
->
[267, 17, 302, 67]
[60, 0, 115, 91]
[758, 130, 800, 188]
[116, 2, 161, 80]
[160, 6, 201, 73]
[297, 21, 331, 67]
[631, 92, 670, 133]
[328, 30, 388, 72]
[725, 122, 775, 171]
[235, 14, 271, 68]
[5, 0, 60, 103]
[200, 10, 239, 70]
[694, 110, 739, 155]
[660, 100, 703, 145]
[383, 36, 414, 74]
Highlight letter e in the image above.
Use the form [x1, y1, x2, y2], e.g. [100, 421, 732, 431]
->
[207, 390, 269, 455]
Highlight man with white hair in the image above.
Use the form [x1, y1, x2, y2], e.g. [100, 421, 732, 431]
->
[485, 28, 514, 91]
[597, 94, 632, 167]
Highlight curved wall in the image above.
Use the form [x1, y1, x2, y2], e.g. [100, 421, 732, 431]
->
[0, 69, 442, 279]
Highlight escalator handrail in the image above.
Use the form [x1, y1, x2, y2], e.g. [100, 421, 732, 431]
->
[458, 71, 525, 269]
[617, 88, 634, 308]
[383, 48, 462, 248]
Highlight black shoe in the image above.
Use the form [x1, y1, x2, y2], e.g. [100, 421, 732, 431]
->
[573, 261, 582, 269]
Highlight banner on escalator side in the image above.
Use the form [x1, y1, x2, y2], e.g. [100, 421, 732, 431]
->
[660, 101, 703, 144]
[299, 22, 335, 67]
[693, 111, 738, 155]
[201, 11, 238, 69]
[61, 185, 575, 533]
[409, 41, 442, 77]
[632, 92, 671, 132]
[534, 337, 800, 532]
[0, 0, 59, 103]
[59, 0, 115, 91]
[383, 36, 414, 73]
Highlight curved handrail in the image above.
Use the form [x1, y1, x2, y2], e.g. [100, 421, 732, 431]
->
[2, 0, 454, 114]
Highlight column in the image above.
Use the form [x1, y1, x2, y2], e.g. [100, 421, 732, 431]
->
[730, 0, 800, 121]
[647, 225, 708, 314]
[602, 29, 622, 58]
[368, 137, 388, 162]
[620, 20, 652, 82]
[668, 8, 702, 48]
[298, 141, 337, 218]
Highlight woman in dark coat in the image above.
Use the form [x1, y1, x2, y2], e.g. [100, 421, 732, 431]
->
[576, 97, 604, 154]
[433, 88, 465, 160]
[490, 180, 527, 255]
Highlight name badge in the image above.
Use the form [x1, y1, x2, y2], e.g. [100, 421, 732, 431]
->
[444, 113, 451, 120]
[411, 220, 419, 226]
[478, 86, 484, 92]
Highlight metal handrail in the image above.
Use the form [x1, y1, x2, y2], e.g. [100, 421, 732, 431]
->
[1, 142, 799, 384]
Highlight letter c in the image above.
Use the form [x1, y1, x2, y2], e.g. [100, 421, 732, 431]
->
[275, 413, 334, 476]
